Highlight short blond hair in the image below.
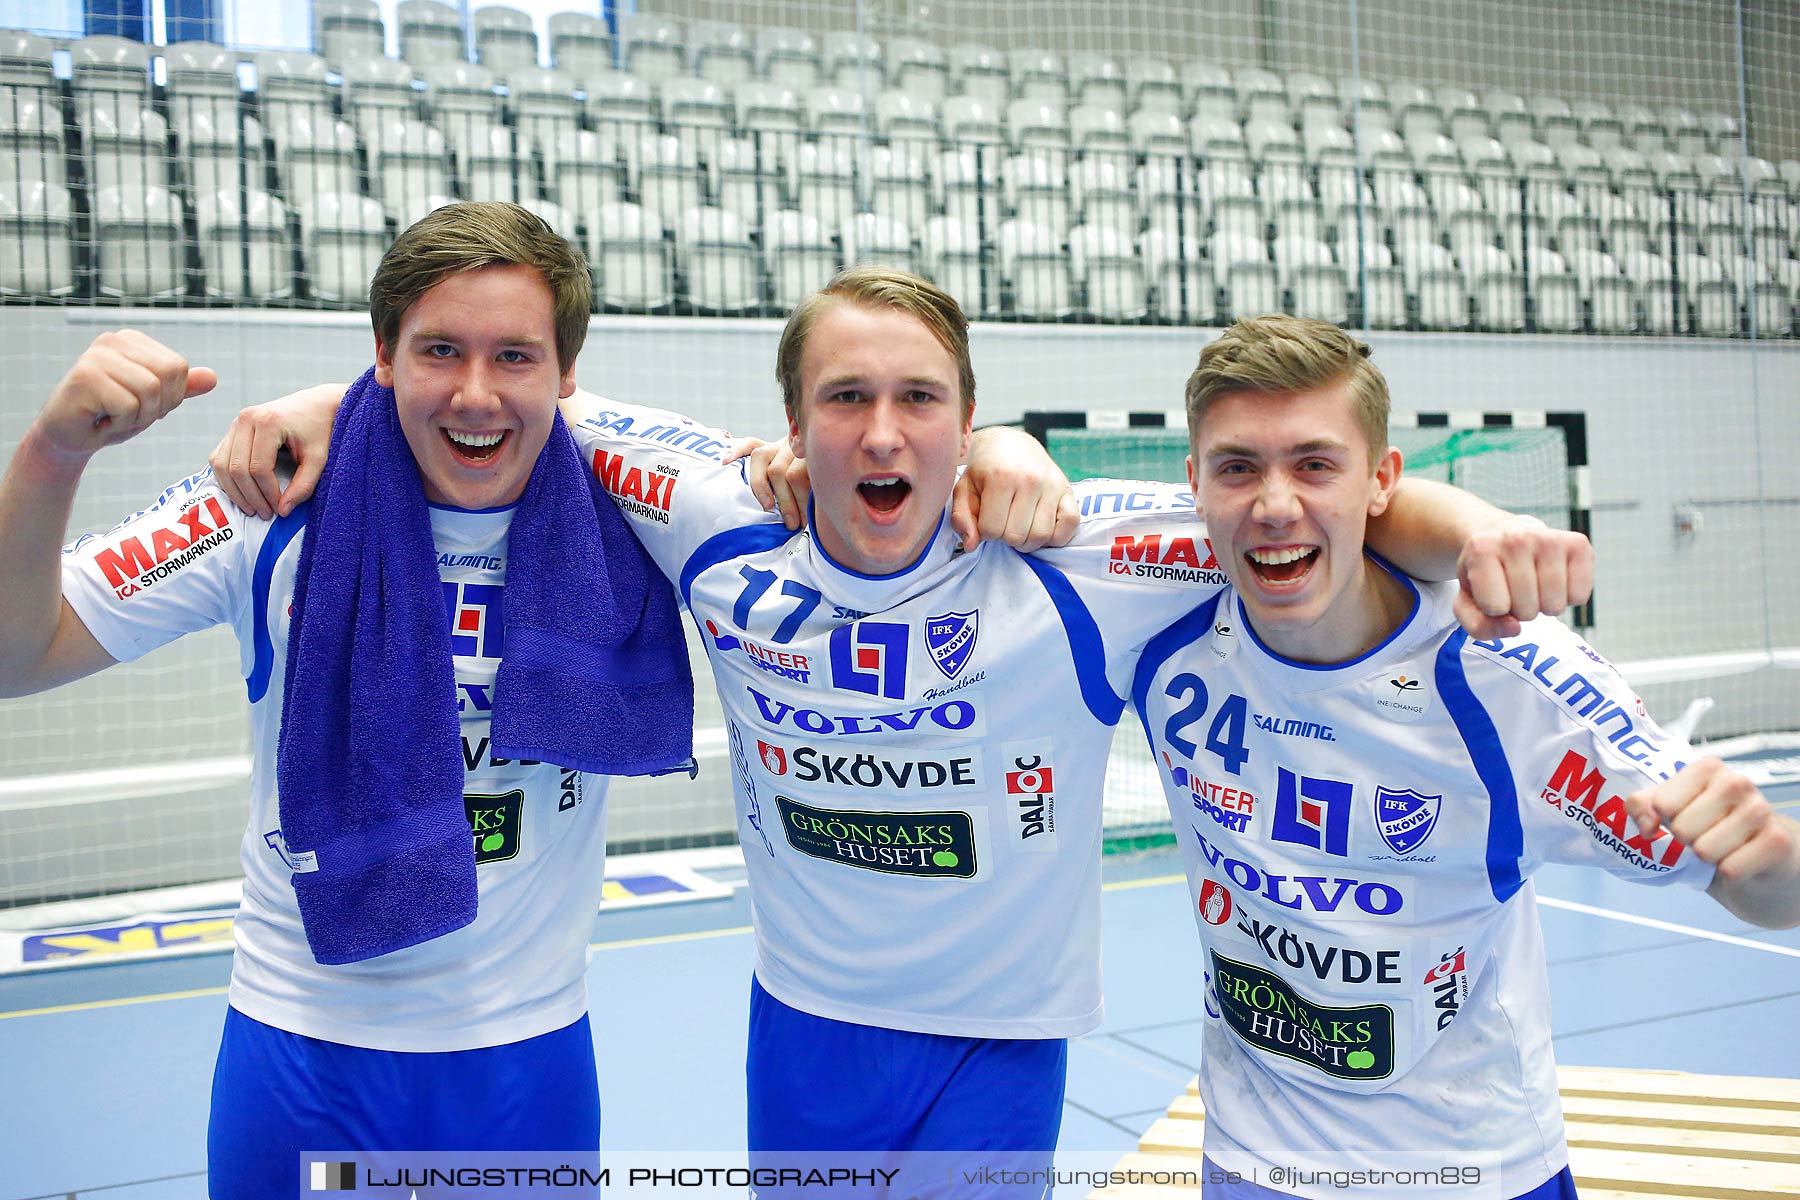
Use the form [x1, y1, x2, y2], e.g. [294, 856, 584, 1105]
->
[370, 201, 591, 373]
[1184, 315, 1390, 464]
[776, 266, 976, 425]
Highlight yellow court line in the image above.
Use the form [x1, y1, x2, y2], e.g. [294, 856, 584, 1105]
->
[2, 874, 1192, 1021]
[0, 984, 227, 1021]
[1103, 873, 1185, 892]
[586, 873, 1188, 953]
[0, 925, 762, 1021]
[589, 924, 752, 952]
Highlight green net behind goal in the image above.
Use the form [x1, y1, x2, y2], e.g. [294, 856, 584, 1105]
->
[1048, 423, 1574, 529]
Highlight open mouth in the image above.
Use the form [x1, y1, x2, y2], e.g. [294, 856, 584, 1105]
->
[444, 429, 507, 463]
[858, 477, 911, 514]
[1247, 546, 1319, 585]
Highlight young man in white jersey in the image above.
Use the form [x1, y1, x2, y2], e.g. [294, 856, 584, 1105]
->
[212, 270, 1594, 1178]
[1131, 315, 1800, 1200]
[0, 202, 701, 1197]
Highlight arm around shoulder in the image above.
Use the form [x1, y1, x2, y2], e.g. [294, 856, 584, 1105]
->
[208, 382, 347, 518]
[951, 426, 1079, 552]
[1373, 478, 1593, 637]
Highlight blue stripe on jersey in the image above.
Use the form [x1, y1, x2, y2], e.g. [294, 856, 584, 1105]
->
[1130, 591, 1226, 735]
[678, 522, 795, 609]
[1435, 629, 1526, 903]
[1021, 555, 1127, 726]
[247, 503, 311, 704]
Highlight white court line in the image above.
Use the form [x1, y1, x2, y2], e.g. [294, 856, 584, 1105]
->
[1538, 895, 1800, 960]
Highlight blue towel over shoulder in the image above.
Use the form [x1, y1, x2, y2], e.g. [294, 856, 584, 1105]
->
[276, 368, 693, 966]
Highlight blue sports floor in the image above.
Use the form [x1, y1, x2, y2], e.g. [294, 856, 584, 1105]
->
[4, 781, 1800, 1200]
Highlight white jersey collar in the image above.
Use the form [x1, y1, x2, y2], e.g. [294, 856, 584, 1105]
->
[803, 496, 970, 613]
[1233, 555, 1459, 692]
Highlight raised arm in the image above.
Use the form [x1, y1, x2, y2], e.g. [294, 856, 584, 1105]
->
[1371, 478, 1593, 638]
[1627, 758, 1800, 929]
[0, 331, 216, 696]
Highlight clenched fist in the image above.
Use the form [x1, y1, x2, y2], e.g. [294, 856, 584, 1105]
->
[1627, 757, 1800, 929]
[37, 330, 218, 462]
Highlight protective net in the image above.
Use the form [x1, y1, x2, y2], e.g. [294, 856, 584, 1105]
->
[0, 0, 1794, 906]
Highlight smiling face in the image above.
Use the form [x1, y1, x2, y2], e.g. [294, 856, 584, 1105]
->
[375, 263, 577, 510]
[1188, 379, 1403, 663]
[788, 301, 973, 576]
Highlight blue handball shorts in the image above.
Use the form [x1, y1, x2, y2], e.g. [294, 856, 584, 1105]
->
[1199, 1156, 1580, 1200]
[206, 1006, 601, 1200]
[745, 976, 1066, 1199]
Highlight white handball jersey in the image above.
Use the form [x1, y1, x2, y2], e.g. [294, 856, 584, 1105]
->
[568, 396, 1228, 1037]
[1131, 559, 1713, 1198]
[61, 469, 611, 1052]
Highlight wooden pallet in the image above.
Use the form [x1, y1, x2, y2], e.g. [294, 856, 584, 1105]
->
[1091, 1065, 1800, 1199]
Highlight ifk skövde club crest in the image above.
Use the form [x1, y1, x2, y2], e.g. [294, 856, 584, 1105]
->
[1374, 786, 1442, 856]
[924, 610, 978, 680]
